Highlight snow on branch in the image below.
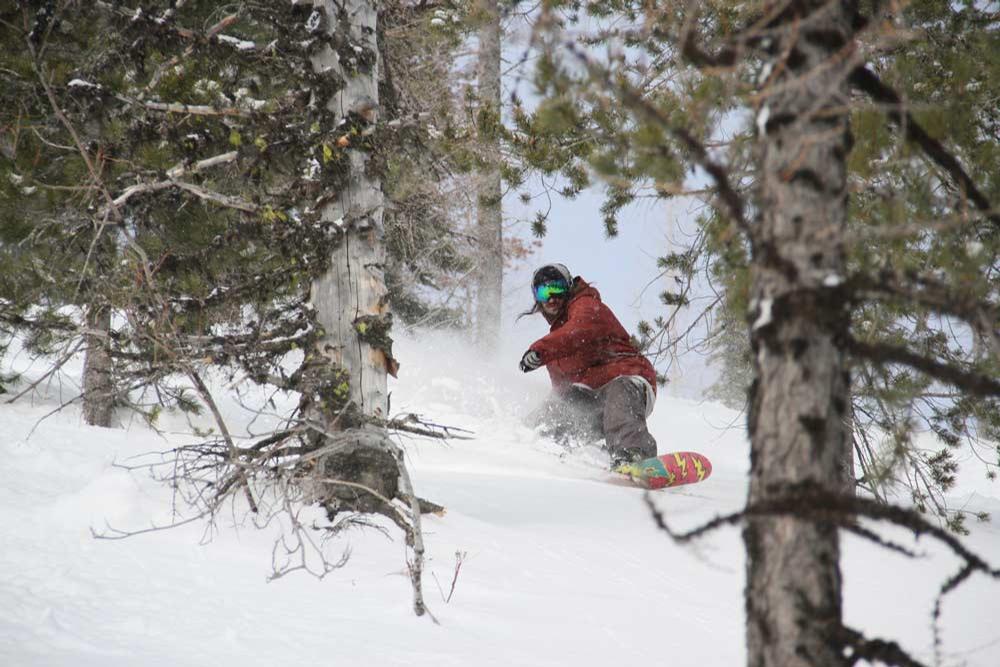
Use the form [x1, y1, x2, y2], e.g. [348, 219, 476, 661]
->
[563, 41, 751, 243]
[140, 100, 250, 117]
[65, 77, 253, 118]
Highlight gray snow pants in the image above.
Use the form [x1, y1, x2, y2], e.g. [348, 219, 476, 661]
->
[528, 376, 657, 463]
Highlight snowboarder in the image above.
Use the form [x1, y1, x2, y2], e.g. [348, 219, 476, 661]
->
[518, 263, 659, 468]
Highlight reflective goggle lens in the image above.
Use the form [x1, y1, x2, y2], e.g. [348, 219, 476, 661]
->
[534, 280, 569, 302]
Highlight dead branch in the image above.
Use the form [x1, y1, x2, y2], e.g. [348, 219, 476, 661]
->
[642, 486, 1000, 580]
[4, 338, 85, 404]
[107, 179, 258, 213]
[395, 457, 436, 622]
[384, 413, 475, 440]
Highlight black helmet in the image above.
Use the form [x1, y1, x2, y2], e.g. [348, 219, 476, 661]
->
[532, 263, 573, 288]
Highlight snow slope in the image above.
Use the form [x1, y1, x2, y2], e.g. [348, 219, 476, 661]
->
[1, 333, 998, 666]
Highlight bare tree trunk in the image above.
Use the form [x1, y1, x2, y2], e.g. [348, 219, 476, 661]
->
[82, 303, 113, 427]
[744, 2, 857, 665]
[307, 0, 390, 422]
[300, 0, 401, 511]
[474, 0, 503, 352]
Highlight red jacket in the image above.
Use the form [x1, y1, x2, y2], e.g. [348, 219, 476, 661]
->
[529, 279, 657, 395]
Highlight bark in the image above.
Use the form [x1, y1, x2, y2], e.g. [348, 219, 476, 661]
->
[744, 2, 858, 665]
[82, 303, 114, 427]
[474, 0, 503, 352]
[307, 0, 390, 424]
[301, 0, 401, 511]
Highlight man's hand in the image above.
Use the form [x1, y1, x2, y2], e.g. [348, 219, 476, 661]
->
[519, 350, 542, 373]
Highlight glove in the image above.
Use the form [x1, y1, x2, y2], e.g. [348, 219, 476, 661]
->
[519, 350, 542, 373]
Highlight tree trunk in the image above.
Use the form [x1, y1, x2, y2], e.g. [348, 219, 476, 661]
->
[474, 0, 503, 352]
[841, 391, 856, 495]
[301, 0, 401, 514]
[307, 0, 390, 421]
[744, 2, 857, 665]
[82, 303, 113, 427]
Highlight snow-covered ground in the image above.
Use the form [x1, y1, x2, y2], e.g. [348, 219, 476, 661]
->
[1, 332, 998, 666]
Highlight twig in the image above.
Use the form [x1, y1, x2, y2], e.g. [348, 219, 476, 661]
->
[165, 151, 239, 179]
[395, 456, 438, 622]
[444, 550, 466, 603]
[5, 338, 85, 404]
[92, 514, 206, 540]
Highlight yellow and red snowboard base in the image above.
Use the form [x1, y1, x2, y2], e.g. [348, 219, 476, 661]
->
[614, 451, 712, 490]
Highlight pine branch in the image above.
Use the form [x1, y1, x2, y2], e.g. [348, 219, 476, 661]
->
[848, 338, 1000, 398]
[848, 66, 1000, 227]
[562, 42, 751, 242]
[829, 625, 929, 667]
[850, 270, 1000, 341]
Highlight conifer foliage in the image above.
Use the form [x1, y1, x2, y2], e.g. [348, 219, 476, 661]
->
[518, 1, 1000, 531]
[0, 1, 467, 615]
[525, 0, 999, 664]
[2, 1, 348, 416]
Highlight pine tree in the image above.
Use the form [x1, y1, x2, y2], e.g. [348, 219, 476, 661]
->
[0, 0, 475, 613]
[524, 0, 999, 662]
[0, 0, 483, 414]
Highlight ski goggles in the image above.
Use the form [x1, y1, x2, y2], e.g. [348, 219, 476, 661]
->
[534, 280, 569, 303]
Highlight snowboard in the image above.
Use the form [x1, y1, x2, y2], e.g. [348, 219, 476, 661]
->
[613, 451, 713, 490]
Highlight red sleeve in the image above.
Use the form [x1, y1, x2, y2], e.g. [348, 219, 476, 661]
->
[528, 295, 612, 363]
